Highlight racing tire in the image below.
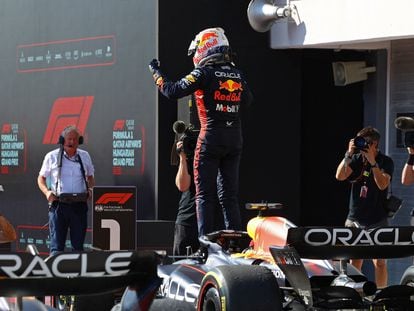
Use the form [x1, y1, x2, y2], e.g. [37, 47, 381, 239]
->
[197, 265, 282, 311]
[401, 265, 414, 287]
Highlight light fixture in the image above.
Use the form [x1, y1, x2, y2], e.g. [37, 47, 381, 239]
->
[247, 0, 301, 33]
[332, 61, 376, 86]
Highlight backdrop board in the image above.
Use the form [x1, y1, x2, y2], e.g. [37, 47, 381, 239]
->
[0, 0, 157, 251]
[92, 186, 136, 251]
[15, 225, 92, 256]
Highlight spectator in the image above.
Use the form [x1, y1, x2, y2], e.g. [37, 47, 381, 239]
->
[37, 125, 94, 256]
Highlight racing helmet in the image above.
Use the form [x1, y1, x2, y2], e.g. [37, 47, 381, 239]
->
[188, 27, 231, 68]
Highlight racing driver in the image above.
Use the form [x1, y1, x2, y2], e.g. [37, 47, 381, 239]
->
[149, 27, 253, 241]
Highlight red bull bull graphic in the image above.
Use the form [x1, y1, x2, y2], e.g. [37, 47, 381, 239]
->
[193, 32, 219, 65]
[197, 32, 219, 52]
[219, 80, 243, 92]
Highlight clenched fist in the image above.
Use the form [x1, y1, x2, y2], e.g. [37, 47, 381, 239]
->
[149, 59, 160, 74]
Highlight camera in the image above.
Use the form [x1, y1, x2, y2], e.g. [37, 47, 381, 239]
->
[354, 136, 369, 151]
[173, 121, 199, 159]
[178, 127, 198, 159]
[395, 116, 414, 148]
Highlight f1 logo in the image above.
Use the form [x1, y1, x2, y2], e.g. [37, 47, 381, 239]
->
[42, 96, 94, 144]
[96, 193, 133, 204]
[93, 186, 136, 251]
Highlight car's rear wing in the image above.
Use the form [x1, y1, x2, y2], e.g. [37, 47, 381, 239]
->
[0, 250, 160, 297]
[286, 226, 414, 260]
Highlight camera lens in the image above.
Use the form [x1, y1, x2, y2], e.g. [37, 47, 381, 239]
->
[354, 136, 367, 149]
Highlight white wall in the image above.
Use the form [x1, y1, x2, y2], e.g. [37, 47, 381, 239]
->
[267, 0, 414, 49]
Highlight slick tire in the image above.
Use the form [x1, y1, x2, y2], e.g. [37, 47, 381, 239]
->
[197, 265, 282, 311]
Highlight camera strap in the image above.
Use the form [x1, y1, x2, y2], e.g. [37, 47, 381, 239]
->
[54, 145, 64, 193]
[77, 154, 89, 192]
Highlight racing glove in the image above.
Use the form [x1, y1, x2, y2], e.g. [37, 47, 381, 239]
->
[149, 59, 163, 85]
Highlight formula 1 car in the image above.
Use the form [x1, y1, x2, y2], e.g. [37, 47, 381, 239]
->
[147, 203, 414, 311]
[0, 249, 161, 311]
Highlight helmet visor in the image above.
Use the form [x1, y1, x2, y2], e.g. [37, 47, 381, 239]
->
[188, 38, 198, 56]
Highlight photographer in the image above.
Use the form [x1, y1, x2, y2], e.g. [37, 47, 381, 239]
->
[401, 146, 414, 225]
[402, 149, 414, 186]
[172, 138, 199, 257]
[335, 126, 393, 288]
[394, 116, 414, 220]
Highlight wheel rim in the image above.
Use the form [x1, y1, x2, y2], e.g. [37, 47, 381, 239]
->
[202, 287, 221, 311]
[204, 299, 217, 311]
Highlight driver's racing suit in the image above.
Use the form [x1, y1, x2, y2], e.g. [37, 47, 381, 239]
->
[154, 62, 253, 236]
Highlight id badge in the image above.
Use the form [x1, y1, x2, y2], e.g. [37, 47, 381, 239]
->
[360, 185, 368, 198]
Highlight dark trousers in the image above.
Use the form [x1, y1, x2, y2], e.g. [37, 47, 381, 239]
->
[173, 223, 199, 257]
[194, 143, 242, 236]
[48, 201, 87, 255]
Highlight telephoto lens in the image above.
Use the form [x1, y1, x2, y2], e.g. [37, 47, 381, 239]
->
[354, 136, 368, 150]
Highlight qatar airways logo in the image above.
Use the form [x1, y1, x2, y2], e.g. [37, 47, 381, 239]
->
[304, 228, 414, 246]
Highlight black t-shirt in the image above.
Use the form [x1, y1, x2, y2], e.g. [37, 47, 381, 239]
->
[346, 151, 394, 226]
[175, 158, 197, 227]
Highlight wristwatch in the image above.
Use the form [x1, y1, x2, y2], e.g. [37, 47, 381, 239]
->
[370, 162, 379, 168]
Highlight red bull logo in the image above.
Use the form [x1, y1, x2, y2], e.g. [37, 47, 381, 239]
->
[214, 79, 243, 102]
[219, 80, 243, 92]
[198, 32, 218, 48]
[195, 33, 219, 60]
[214, 91, 241, 102]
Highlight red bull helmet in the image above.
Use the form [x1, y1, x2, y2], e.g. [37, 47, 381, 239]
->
[188, 27, 231, 68]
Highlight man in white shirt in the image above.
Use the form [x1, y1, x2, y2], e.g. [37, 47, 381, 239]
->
[37, 125, 95, 255]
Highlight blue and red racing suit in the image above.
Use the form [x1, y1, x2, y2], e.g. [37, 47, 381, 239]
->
[155, 62, 253, 236]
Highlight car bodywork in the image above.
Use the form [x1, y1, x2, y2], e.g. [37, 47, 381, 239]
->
[152, 208, 414, 310]
[0, 250, 161, 311]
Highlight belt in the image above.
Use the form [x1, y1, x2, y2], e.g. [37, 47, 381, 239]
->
[58, 193, 88, 203]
